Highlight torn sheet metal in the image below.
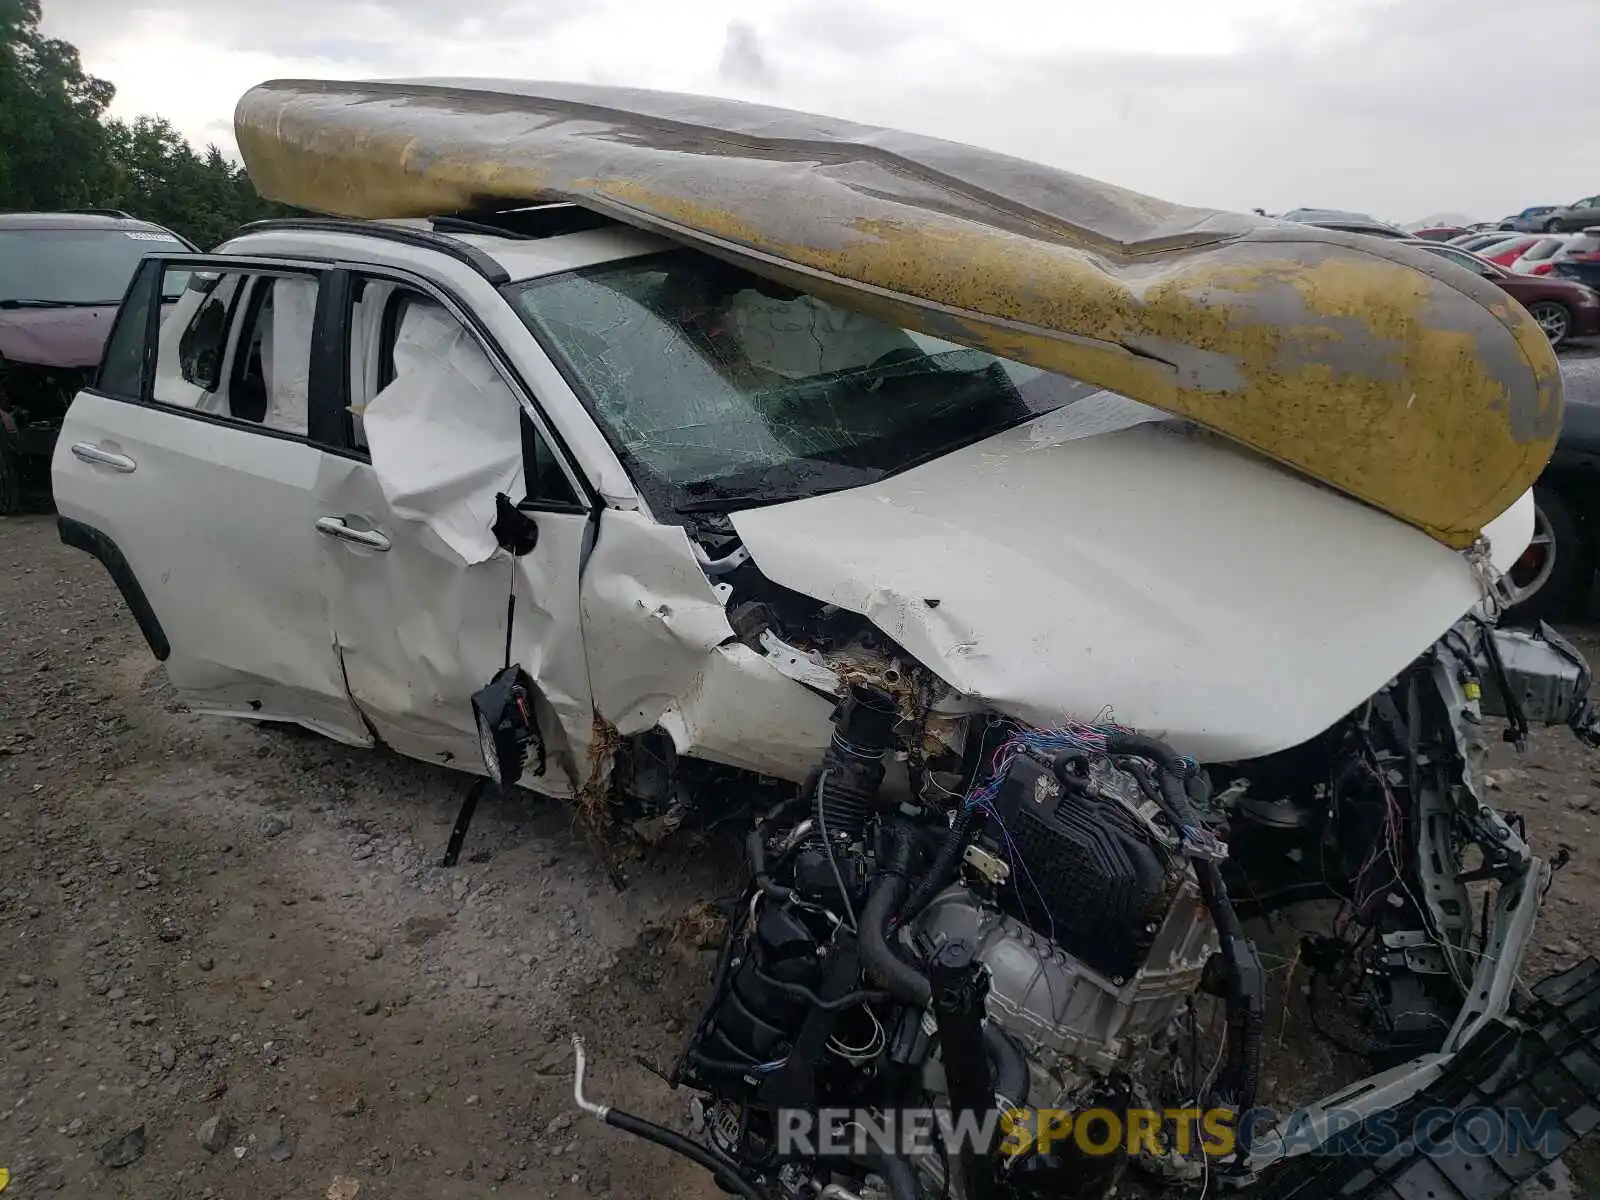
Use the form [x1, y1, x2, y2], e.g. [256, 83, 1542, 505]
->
[361, 299, 524, 566]
[235, 77, 1561, 549]
[312, 445, 594, 798]
[657, 643, 838, 781]
[729, 411, 1520, 763]
[578, 509, 739, 737]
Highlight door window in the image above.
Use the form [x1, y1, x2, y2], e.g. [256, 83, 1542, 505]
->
[347, 277, 582, 510]
[152, 264, 320, 437]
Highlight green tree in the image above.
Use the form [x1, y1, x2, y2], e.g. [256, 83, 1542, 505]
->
[0, 0, 295, 245]
[0, 0, 116, 209]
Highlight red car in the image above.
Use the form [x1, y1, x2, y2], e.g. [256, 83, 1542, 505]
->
[1407, 239, 1600, 346]
[1481, 235, 1543, 266]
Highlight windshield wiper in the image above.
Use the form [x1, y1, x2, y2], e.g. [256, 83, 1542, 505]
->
[0, 298, 115, 309]
[674, 464, 885, 513]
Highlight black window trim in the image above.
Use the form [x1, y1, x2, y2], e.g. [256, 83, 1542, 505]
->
[84, 250, 600, 514]
[183, 270, 252, 395]
[327, 261, 596, 514]
[86, 252, 352, 455]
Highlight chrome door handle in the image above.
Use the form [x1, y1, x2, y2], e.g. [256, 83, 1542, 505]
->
[315, 516, 391, 551]
[70, 443, 136, 473]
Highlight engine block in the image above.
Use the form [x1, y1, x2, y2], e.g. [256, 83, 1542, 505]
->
[918, 750, 1216, 1074]
[973, 751, 1182, 982]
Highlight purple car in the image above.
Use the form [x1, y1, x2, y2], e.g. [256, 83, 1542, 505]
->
[0, 210, 194, 512]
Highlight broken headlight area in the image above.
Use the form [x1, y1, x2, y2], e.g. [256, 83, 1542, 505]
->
[0, 360, 85, 458]
[579, 586, 1597, 1199]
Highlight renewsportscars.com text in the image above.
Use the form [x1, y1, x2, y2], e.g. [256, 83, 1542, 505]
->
[774, 1104, 1569, 1161]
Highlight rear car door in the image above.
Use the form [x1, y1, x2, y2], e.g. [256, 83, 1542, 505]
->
[310, 270, 595, 795]
[51, 255, 371, 744]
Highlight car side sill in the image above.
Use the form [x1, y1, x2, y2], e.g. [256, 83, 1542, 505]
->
[56, 517, 171, 661]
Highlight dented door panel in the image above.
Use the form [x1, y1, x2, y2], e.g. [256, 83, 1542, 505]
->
[313, 452, 592, 796]
[578, 509, 739, 738]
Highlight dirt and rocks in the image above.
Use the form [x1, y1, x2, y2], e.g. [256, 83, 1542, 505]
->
[1, 510, 1597, 1198]
[0, 514, 729, 1198]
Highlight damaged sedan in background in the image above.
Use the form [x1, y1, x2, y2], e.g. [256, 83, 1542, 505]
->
[0, 210, 193, 512]
[50, 78, 1600, 1199]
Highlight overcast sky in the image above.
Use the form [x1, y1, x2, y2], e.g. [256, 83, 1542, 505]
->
[37, 0, 1595, 224]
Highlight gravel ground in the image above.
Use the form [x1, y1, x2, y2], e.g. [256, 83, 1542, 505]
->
[0, 514, 733, 1199]
[2, 507, 1597, 1198]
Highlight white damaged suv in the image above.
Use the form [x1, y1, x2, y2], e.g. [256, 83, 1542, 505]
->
[50, 203, 1600, 1189]
[52, 205, 1541, 800]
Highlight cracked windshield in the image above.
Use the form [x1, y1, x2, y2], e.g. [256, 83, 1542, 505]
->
[508, 250, 1096, 510]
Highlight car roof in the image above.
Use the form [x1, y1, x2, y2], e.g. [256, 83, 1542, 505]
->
[1403, 239, 1496, 262]
[383, 218, 673, 280]
[0, 210, 184, 236]
[220, 209, 677, 284]
[1282, 207, 1376, 221]
[1281, 209, 1408, 237]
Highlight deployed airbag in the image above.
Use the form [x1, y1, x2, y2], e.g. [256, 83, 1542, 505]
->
[361, 299, 523, 565]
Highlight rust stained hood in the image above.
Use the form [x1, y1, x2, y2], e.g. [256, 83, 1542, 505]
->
[234, 77, 1562, 549]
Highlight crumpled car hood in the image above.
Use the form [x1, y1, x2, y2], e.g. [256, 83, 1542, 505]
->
[233, 76, 1561, 550]
[729, 399, 1530, 762]
[0, 306, 117, 369]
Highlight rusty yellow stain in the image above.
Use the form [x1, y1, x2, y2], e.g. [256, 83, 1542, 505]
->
[234, 80, 1562, 549]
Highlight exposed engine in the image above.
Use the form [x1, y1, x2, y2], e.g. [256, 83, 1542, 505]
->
[654, 680, 1269, 1200]
[553, 609, 1600, 1200]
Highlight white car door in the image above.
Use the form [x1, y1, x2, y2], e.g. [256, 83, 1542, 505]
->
[51, 254, 371, 744]
[312, 272, 595, 796]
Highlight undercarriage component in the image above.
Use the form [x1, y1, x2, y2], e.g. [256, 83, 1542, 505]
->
[1252, 958, 1600, 1199]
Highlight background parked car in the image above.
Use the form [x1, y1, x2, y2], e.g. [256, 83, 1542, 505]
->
[1500, 205, 1562, 231]
[1538, 196, 1600, 233]
[1411, 226, 1470, 241]
[1481, 235, 1545, 266]
[0, 210, 194, 513]
[1405, 239, 1600, 347]
[1500, 355, 1600, 620]
[1526, 231, 1600, 277]
[1280, 207, 1411, 238]
[1450, 231, 1522, 252]
[1508, 235, 1574, 273]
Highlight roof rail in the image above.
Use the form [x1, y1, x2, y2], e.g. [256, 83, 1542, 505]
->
[428, 215, 534, 241]
[69, 208, 137, 219]
[231, 217, 511, 285]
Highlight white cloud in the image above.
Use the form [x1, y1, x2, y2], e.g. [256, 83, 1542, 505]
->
[37, 0, 1600, 222]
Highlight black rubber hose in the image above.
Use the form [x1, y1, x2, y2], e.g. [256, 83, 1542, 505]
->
[606, 1109, 771, 1200]
[1103, 732, 1263, 1115]
[1195, 856, 1265, 1115]
[983, 1025, 1030, 1108]
[896, 807, 980, 925]
[745, 828, 796, 903]
[1099, 731, 1205, 832]
[861, 872, 933, 1009]
[850, 1151, 926, 1200]
[752, 964, 889, 1011]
